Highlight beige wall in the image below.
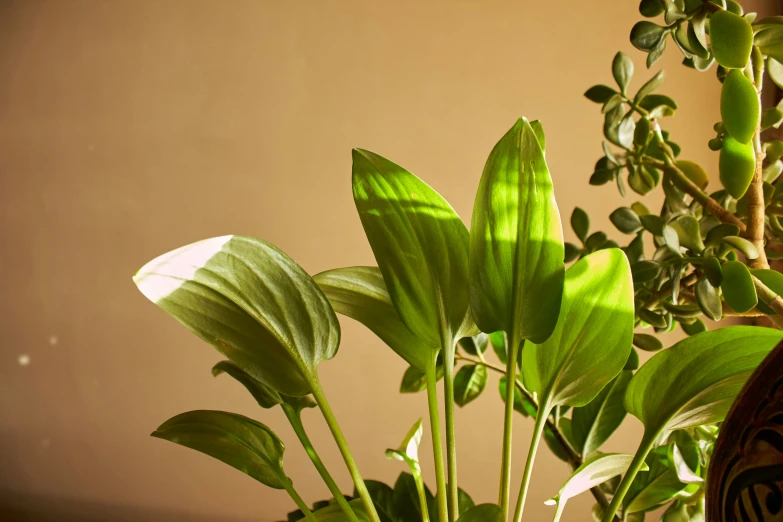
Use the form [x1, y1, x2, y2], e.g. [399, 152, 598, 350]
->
[0, 1, 776, 521]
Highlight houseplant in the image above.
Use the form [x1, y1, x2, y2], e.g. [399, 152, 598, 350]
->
[132, 1, 783, 520]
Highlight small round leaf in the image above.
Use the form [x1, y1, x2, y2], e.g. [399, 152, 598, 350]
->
[721, 261, 758, 313]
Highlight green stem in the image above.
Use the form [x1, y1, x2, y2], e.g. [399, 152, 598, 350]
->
[512, 398, 550, 522]
[282, 405, 361, 522]
[283, 479, 318, 522]
[551, 501, 565, 522]
[410, 464, 431, 522]
[426, 356, 450, 522]
[601, 432, 658, 522]
[311, 383, 381, 522]
[443, 339, 458, 521]
[498, 327, 520, 518]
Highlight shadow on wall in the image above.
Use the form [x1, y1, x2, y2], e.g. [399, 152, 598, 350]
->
[0, 491, 255, 522]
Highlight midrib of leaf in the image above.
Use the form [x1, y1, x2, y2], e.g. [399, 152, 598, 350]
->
[581, 384, 613, 455]
[547, 323, 592, 406]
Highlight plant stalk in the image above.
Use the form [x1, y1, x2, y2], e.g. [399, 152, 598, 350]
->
[283, 479, 318, 522]
[311, 383, 381, 522]
[426, 357, 450, 522]
[498, 328, 520, 518]
[442, 339, 459, 521]
[282, 405, 361, 522]
[600, 431, 658, 522]
[551, 501, 566, 522]
[455, 354, 617, 519]
[512, 398, 550, 522]
[746, 48, 769, 270]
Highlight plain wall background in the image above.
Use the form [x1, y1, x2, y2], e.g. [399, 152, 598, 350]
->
[0, 1, 777, 520]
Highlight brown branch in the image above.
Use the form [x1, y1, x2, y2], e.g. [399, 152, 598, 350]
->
[752, 275, 783, 328]
[747, 51, 769, 270]
[454, 354, 617, 519]
[657, 159, 747, 233]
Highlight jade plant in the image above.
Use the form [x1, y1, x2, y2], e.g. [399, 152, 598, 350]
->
[133, 1, 783, 521]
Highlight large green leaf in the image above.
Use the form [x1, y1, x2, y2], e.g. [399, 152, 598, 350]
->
[313, 266, 434, 371]
[353, 150, 477, 348]
[453, 364, 488, 406]
[571, 371, 633, 457]
[211, 361, 315, 412]
[521, 249, 634, 410]
[455, 504, 504, 522]
[623, 445, 686, 514]
[469, 118, 565, 343]
[625, 326, 783, 438]
[152, 410, 288, 489]
[547, 453, 642, 519]
[134, 235, 339, 396]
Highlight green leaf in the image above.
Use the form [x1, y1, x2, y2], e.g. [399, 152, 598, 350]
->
[134, 235, 339, 396]
[304, 499, 370, 522]
[548, 453, 643, 515]
[670, 215, 704, 252]
[761, 107, 783, 130]
[634, 71, 665, 104]
[750, 269, 783, 314]
[571, 207, 590, 244]
[695, 277, 722, 321]
[564, 242, 581, 263]
[639, 308, 668, 328]
[212, 361, 316, 412]
[586, 232, 608, 251]
[720, 69, 759, 144]
[314, 266, 434, 371]
[681, 318, 707, 336]
[458, 333, 488, 356]
[625, 349, 640, 371]
[521, 249, 634, 410]
[400, 365, 443, 394]
[393, 473, 429, 521]
[623, 445, 686, 513]
[632, 260, 662, 283]
[610, 208, 643, 234]
[640, 214, 664, 235]
[625, 326, 783, 439]
[612, 52, 634, 94]
[632, 334, 664, 352]
[721, 260, 758, 312]
[571, 371, 633, 457]
[710, 10, 754, 69]
[385, 419, 427, 509]
[152, 410, 288, 489]
[638, 94, 678, 118]
[634, 117, 651, 146]
[490, 331, 507, 364]
[469, 118, 565, 342]
[755, 27, 783, 62]
[675, 160, 709, 190]
[453, 364, 488, 407]
[353, 149, 477, 348]
[585, 85, 617, 103]
[705, 223, 741, 247]
[769, 58, 783, 89]
[455, 504, 503, 522]
[647, 38, 667, 68]
[722, 235, 760, 259]
[361, 481, 396, 522]
[639, 0, 665, 18]
[662, 224, 681, 255]
[703, 256, 724, 287]
[631, 22, 667, 51]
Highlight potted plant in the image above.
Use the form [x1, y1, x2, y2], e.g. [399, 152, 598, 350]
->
[132, 1, 783, 520]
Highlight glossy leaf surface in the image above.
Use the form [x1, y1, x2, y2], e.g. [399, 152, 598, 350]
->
[152, 410, 288, 489]
[212, 361, 315, 412]
[469, 118, 564, 342]
[353, 149, 477, 347]
[571, 371, 633, 457]
[625, 326, 783, 437]
[314, 266, 434, 371]
[134, 235, 339, 396]
[521, 249, 634, 409]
